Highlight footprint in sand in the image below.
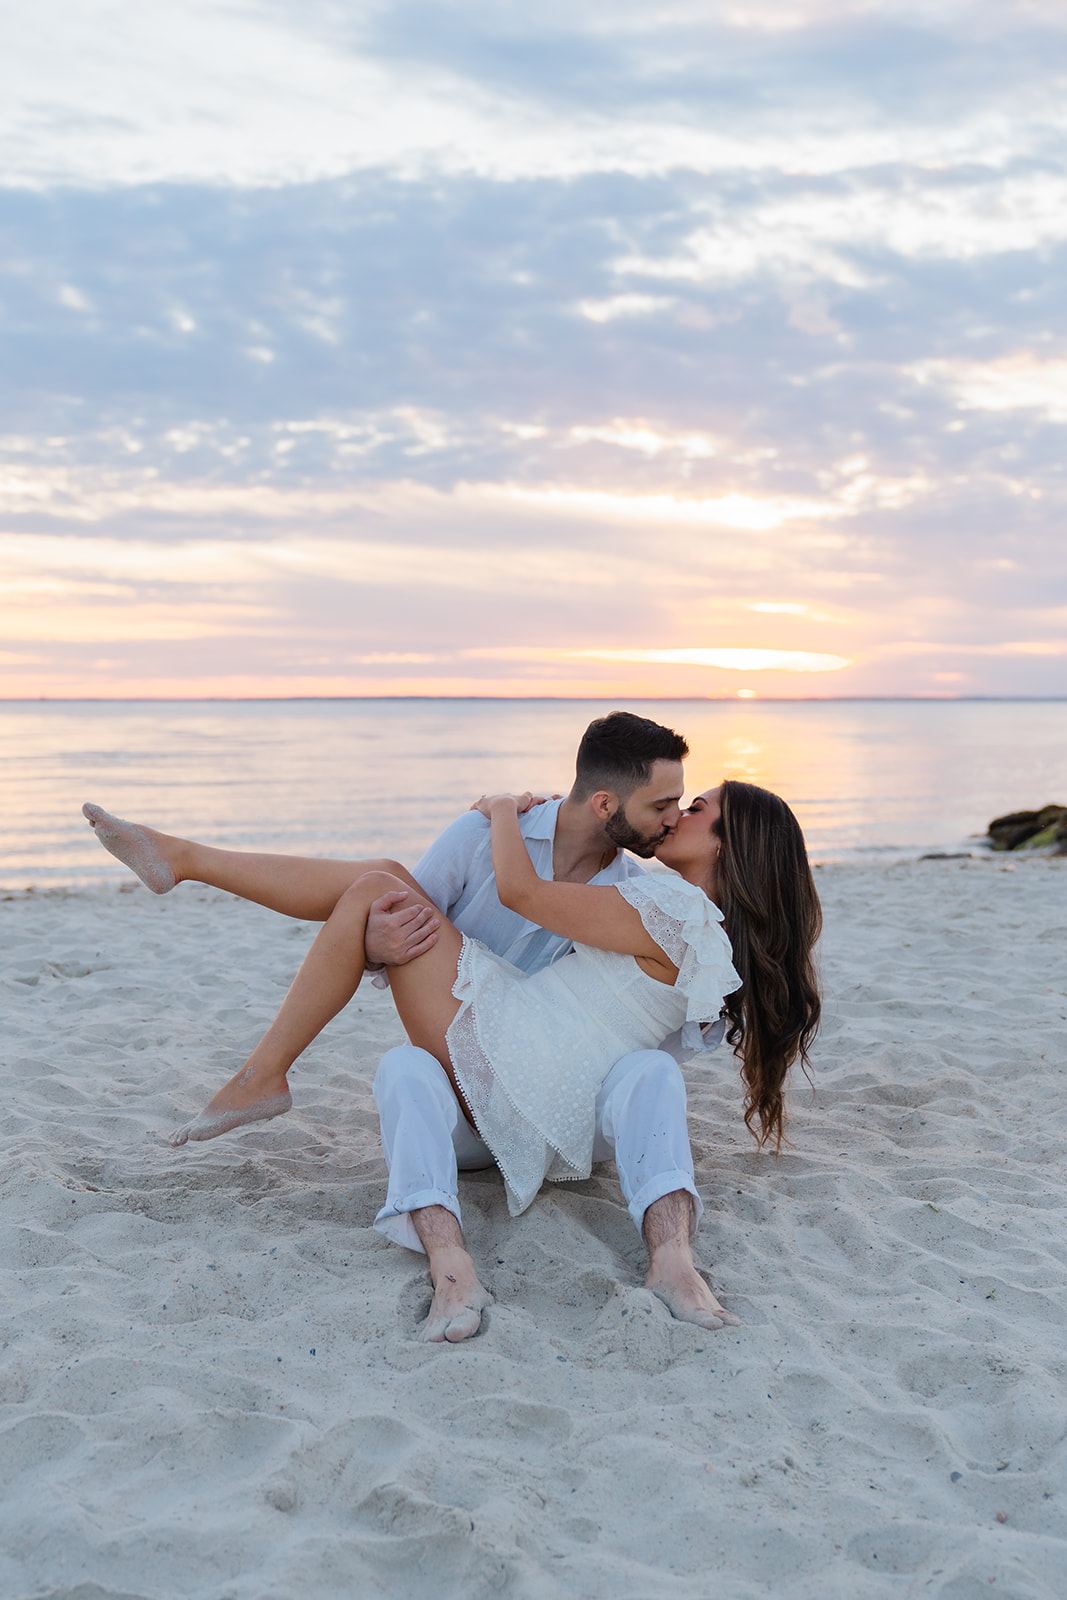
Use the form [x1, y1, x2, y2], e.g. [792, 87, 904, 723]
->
[357, 1482, 474, 1538]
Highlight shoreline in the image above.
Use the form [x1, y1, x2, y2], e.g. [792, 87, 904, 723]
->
[0, 843, 1053, 899]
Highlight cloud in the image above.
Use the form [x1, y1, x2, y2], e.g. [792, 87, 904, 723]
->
[568, 647, 854, 672]
[5, 1, 1067, 190]
[613, 168, 1067, 294]
[483, 485, 850, 531]
[911, 352, 1067, 422]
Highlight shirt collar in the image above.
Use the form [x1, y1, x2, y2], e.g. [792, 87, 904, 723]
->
[522, 796, 564, 840]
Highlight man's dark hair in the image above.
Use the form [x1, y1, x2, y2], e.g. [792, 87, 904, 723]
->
[572, 711, 689, 800]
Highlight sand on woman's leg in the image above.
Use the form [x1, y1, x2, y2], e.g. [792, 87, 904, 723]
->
[169, 1076, 293, 1146]
[82, 803, 176, 895]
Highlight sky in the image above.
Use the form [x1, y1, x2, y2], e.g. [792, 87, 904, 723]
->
[2, 0, 1066, 700]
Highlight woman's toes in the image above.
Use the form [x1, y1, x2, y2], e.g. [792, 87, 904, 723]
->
[82, 804, 176, 894]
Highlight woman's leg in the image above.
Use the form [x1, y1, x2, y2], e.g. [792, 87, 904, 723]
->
[170, 867, 465, 1145]
[83, 802, 420, 922]
[170, 865, 491, 1341]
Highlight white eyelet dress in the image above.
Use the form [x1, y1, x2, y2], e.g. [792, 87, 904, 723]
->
[445, 872, 742, 1216]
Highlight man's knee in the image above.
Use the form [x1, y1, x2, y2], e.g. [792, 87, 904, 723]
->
[373, 1044, 456, 1112]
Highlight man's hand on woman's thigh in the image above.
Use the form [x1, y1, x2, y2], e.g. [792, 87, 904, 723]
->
[364, 890, 440, 969]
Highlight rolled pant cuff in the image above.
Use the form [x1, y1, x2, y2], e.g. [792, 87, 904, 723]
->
[627, 1172, 703, 1238]
[372, 1188, 462, 1255]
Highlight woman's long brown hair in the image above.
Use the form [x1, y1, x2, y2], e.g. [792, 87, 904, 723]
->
[712, 779, 822, 1149]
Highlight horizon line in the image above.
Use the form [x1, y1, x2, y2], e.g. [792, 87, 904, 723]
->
[5, 695, 1067, 706]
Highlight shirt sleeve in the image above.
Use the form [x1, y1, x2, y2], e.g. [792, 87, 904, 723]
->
[411, 809, 489, 917]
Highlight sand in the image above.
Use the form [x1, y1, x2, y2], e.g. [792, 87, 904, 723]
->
[2, 857, 1066, 1599]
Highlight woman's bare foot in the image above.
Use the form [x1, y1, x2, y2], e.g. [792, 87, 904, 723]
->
[82, 803, 178, 895]
[169, 1067, 292, 1146]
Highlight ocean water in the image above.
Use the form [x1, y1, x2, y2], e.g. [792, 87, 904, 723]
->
[2, 699, 1065, 889]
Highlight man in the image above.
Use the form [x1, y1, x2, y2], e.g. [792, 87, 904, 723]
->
[364, 711, 736, 1343]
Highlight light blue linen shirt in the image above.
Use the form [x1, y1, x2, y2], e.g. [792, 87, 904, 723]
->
[412, 798, 646, 973]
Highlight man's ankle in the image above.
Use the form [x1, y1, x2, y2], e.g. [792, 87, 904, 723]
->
[411, 1203, 466, 1256]
[642, 1190, 694, 1254]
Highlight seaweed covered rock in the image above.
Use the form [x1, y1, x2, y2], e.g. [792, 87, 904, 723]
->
[987, 804, 1067, 852]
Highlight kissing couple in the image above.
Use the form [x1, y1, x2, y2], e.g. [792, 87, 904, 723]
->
[84, 710, 821, 1343]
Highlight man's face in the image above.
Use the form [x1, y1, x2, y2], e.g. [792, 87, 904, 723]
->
[604, 759, 685, 857]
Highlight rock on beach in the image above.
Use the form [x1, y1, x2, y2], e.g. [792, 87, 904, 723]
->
[986, 802, 1067, 852]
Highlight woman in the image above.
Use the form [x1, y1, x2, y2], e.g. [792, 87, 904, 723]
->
[83, 781, 821, 1333]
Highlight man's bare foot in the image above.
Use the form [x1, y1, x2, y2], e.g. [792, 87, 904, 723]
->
[169, 1067, 292, 1146]
[422, 1247, 492, 1344]
[643, 1189, 741, 1331]
[646, 1254, 741, 1330]
[82, 803, 177, 895]
[410, 1206, 491, 1343]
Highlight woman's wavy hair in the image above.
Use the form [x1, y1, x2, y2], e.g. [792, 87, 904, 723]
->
[712, 780, 822, 1150]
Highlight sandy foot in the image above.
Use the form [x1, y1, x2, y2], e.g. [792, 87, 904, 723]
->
[82, 803, 177, 895]
[422, 1249, 493, 1344]
[170, 1091, 292, 1147]
[646, 1264, 742, 1331]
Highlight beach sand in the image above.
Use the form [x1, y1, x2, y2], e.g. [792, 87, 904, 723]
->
[2, 858, 1065, 1599]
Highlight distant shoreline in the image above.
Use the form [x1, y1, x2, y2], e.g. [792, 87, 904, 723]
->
[5, 696, 1067, 707]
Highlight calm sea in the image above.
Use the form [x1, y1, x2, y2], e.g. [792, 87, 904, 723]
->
[1, 699, 1065, 890]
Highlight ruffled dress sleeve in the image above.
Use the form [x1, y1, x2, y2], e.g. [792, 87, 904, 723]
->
[615, 872, 742, 1054]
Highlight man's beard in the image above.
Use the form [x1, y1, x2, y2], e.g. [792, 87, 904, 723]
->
[604, 803, 669, 859]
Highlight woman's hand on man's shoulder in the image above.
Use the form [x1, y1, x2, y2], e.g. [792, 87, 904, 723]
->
[469, 792, 556, 818]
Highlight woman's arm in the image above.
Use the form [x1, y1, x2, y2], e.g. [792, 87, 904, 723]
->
[482, 795, 676, 971]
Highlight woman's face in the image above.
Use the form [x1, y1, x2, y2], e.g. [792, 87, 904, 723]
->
[654, 786, 723, 886]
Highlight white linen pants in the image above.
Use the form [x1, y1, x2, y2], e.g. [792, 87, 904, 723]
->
[372, 1044, 703, 1253]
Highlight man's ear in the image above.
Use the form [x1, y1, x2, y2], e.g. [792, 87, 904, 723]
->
[589, 789, 618, 822]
